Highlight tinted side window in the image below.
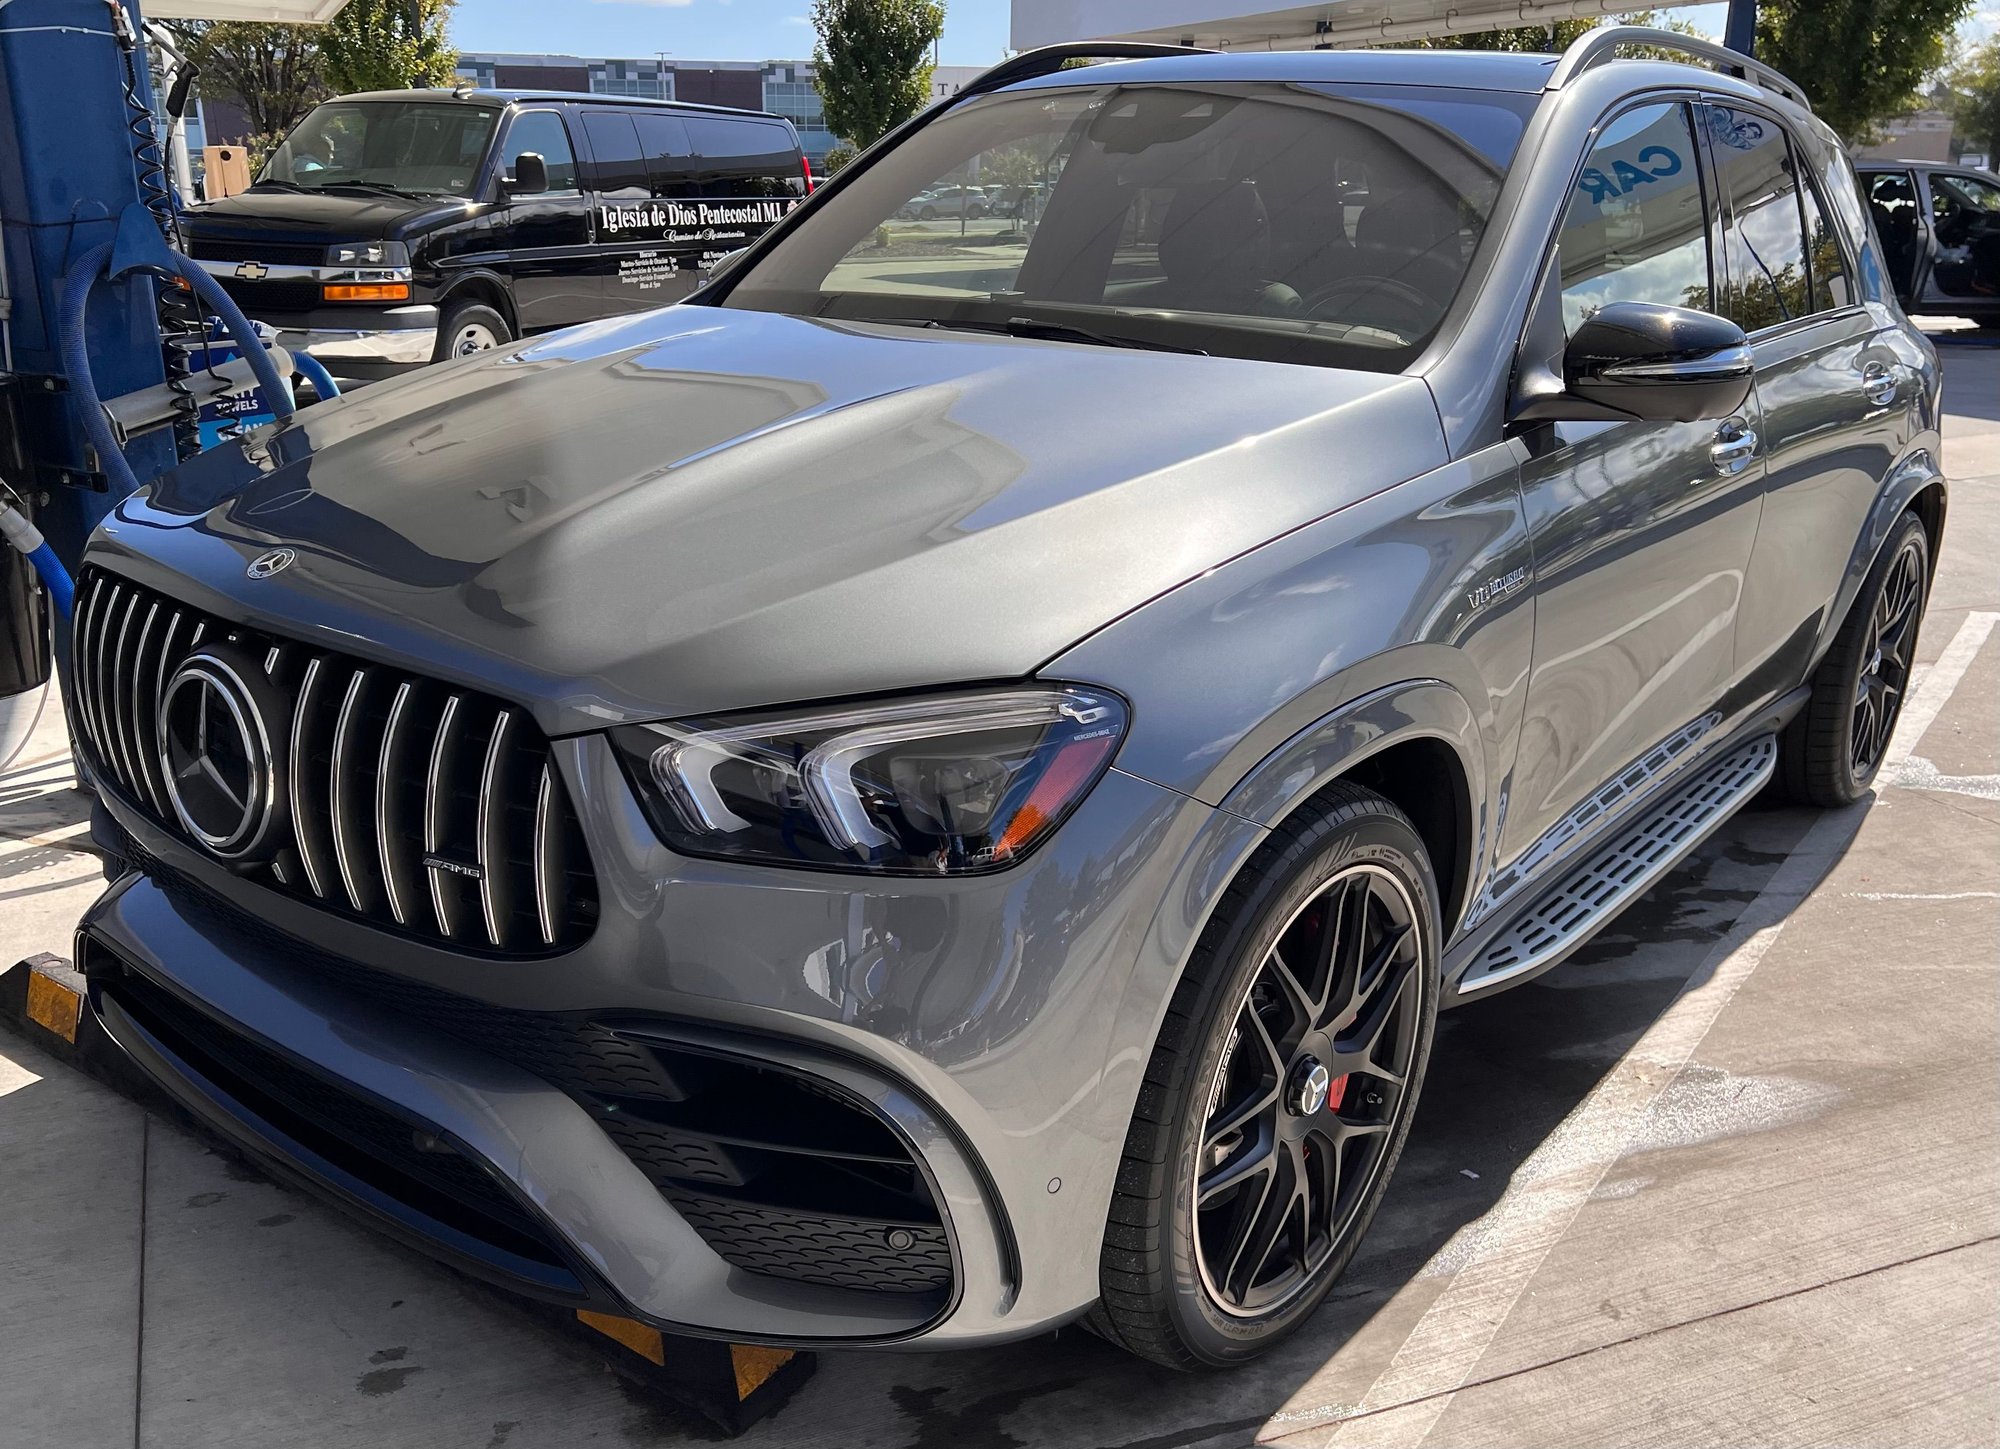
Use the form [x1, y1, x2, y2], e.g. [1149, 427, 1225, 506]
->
[581, 111, 647, 200]
[635, 112, 695, 199]
[1796, 175, 1852, 311]
[685, 117, 805, 199]
[1703, 105, 1811, 331]
[502, 110, 577, 193]
[1558, 102, 1712, 335]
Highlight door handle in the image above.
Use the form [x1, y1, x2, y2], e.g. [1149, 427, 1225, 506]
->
[1861, 361, 1899, 408]
[1708, 422, 1758, 478]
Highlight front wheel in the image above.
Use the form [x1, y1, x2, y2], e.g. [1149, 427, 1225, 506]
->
[1779, 510, 1930, 805]
[1092, 784, 1440, 1369]
[433, 300, 513, 363]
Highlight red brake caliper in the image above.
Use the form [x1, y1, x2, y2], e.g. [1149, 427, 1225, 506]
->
[1325, 1073, 1349, 1112]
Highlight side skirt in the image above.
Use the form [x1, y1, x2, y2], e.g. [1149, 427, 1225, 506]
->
[1448, 733, 1778, 1003]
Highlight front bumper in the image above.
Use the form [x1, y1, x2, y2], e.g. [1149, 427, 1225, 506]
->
[82, 725, 1245, 1347]
[270, 306, 440, 367]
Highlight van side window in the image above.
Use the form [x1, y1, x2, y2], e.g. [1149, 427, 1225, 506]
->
[503, 111, 577, 193]
[1557, 102, 1713, 335]
[581, 111, 648, 201]
[1702, 105, 1812, 331]
[685, 117, 805, 200]
[634, 112, 697, 200]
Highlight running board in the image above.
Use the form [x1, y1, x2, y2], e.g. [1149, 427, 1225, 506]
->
[1458, 734, 1778, 995]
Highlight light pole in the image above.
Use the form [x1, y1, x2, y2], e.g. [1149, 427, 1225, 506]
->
[1723, 0, 1756, 58]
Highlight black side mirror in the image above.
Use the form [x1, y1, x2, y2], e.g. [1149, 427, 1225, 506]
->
[1543, 301, 1753, 424]
[506, 152, 548, 195]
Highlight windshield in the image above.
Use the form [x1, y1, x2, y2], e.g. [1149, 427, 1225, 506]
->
[721, 80, 1534, 370]
[260, 100, 500, 198]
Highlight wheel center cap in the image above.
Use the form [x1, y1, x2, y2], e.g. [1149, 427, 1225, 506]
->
[1290, 1058, 1332, 1118]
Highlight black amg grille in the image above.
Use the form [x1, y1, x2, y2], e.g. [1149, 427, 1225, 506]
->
[73, 568, 597, 955]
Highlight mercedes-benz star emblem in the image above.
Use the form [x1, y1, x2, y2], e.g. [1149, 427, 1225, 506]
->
[158, 647, 287, 861]
[246, 547, 296, 580]
[1290, 1059, 1332, 1118]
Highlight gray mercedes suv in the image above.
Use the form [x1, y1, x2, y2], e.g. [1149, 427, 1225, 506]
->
[72, 31, 1943, 1369]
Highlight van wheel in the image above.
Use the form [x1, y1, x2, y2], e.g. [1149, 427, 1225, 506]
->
[1090, 784, 1439, 1369]
[435, 301, 512, 362]
[1779, 510, 1930, 806]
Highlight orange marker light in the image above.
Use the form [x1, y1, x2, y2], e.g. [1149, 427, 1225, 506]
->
[323, 282, 411, 302]
[991, 733, 1116, 861]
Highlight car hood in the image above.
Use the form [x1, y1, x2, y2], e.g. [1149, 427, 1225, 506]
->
[95, 307, 1447, 736]
[185, 187, 468, 248]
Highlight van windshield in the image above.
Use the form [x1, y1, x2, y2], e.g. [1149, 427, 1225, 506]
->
[720, 80, 1535, 371]
[259, 101, 500, 198]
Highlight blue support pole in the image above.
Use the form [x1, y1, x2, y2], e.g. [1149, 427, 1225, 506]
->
[1723, 0, 1757, 58]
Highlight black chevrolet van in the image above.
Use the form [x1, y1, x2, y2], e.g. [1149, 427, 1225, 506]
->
[185, 88, 811, 378]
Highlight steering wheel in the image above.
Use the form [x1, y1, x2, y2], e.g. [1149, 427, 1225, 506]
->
[1301, 275, 1438, 338]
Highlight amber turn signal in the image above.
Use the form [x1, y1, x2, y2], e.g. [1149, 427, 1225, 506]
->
[322, 282, 411, 302]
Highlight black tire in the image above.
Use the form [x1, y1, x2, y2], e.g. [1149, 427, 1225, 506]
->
[1779, 510, 1930, 806]
[919, 205, 938, 221]
[1090, 783, 1440, 1370]
[433, 300, 512, 363]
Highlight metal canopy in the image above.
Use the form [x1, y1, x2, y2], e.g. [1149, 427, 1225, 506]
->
[1011, 0, 1653, 50]
[141, 0, 349, 19]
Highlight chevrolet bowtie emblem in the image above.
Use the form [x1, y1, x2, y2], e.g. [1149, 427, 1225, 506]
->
[233, 261, 270, 281]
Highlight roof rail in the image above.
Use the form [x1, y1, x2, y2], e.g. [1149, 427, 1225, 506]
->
[1547, 25, 1813, 112]
[955, 41, 1216, 103]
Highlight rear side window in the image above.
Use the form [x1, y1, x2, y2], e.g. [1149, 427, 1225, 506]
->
[635, 112, 695, 198]
[502, 110, 577, 193]
[1557, 102, 1713, 335]
[1796, 175, 1852, 311]
[684, 117, 805, 200]
[1703, 105, 1814, 331]
[581, 111, 648, 200]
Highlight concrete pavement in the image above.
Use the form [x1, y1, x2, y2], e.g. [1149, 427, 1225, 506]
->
[2, 340, 1995, 1449]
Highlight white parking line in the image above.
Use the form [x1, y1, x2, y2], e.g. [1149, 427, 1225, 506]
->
[1289, 610, 2000, 1449]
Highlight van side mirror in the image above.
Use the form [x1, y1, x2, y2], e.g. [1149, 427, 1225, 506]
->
[506, 152, 548, 195]
[1515, 300, 1753, 425]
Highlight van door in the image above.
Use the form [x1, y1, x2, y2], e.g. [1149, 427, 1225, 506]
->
[492, 107, 595, 331]
[583, 109, 714, 314]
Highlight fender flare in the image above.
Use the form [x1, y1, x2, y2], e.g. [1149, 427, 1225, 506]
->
[1814, 446, 1947, 669]
[435, 267, 519, 333]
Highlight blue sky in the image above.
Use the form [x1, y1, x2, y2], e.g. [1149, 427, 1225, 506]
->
[449, 0, 1992, 67]
[452, 0, 1015, 66]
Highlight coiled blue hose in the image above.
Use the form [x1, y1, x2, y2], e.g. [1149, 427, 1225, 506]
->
[59, 235, 299, 499]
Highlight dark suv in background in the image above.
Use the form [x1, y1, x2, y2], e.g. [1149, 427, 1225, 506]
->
[186, 88, 810, 377]
[76, 33, 1942, 1370]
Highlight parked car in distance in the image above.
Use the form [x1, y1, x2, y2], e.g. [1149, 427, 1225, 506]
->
[184, 87, 811, 379]
[899, 182, 990, 219]
[78, 32, 1943, 1372]
[1858, 160, 2000, 329]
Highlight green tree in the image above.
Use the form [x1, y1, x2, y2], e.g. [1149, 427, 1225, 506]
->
[320, 0, 459, 94]
[162, 21, 327, 137]
[1757, 0, 1971, 141]
[1399, 11, 1696, 55]
[811, 0, 946, 150]
[1944, 37, 2000, 154]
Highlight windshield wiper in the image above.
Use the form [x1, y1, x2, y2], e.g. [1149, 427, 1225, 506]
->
[246, 179, 313, 194]
[322, 180, 439, 200]
[885, 316, 1206, 355]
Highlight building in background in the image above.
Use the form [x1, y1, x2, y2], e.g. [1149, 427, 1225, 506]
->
[455, 52, 841, 164]
[1851, 111, 1956, 166]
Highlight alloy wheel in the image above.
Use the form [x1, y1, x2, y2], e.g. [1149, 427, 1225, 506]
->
[1192, 863, 1425, 1317]
[1851, 536, 1924, 777]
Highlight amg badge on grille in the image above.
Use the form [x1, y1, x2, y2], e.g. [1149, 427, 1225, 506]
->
[423, 854, 485, 881]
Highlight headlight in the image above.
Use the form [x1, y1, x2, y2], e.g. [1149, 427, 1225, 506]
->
[611, 686, 1127, 875]
[324, 240, 409, 267]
